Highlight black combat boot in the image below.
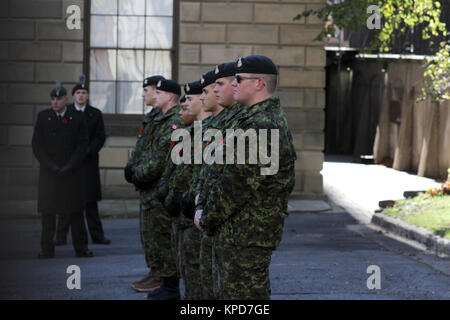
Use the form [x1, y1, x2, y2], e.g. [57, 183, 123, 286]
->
[146, 276, 180, 300]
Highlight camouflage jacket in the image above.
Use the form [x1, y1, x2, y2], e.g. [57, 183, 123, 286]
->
[133, 105, 182, 208]
[163, 124, 197, 229]
[195, 103, 246, 210]
[128, 107, 161, 167]
[199, 97, 297, 249]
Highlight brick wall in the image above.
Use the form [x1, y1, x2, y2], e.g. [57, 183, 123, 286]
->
[179, 0, 326, 198]
[0, 0, 84, 197]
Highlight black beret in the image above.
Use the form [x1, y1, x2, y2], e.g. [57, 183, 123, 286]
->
[213, 62, 236, 79]
[156, 79, 181, 96]
[50, 81, 67, 98]
[235, 55, 278, 75]
[180, 95, 187, 103]
[143, 75, 165, 88]
[72, 83, 88, 95]
[200, 70, 219, 89]
[72, 74, 88, 95]
[184, 80, 203, 95]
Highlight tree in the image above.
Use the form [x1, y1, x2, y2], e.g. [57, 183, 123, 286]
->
[294, 0, 449, 102]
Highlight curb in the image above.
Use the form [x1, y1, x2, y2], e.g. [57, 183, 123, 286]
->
[371, 212, 450, 256]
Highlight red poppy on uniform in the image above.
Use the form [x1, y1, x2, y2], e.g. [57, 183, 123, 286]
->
[171, 141, 175, 147]
[149, 135, 153, 141]
[139, 128, 143, 135]
[61, 118, 68, 124]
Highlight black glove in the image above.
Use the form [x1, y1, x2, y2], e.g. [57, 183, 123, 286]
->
[166, 201, 180, 217]
[180, 192, 195, 220]
[48, 162, 60, 173]
[132, 174, 149, 190]
[156, 182, 166, 203]
[124, 164, 134, 183]
[58, 164, 72, 176]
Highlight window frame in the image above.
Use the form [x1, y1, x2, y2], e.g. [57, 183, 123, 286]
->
[83, 0, 179, 136]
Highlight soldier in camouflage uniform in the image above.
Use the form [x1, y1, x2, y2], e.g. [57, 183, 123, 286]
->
[194, 55, 297, 300]
[188, 63, 246, 299]
[124, 75, 164, 292]
[159, 80, 211, 299]
[126, 78, 183, 300]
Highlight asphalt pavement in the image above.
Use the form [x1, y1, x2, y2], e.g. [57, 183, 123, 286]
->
[0, 209, 449, 300]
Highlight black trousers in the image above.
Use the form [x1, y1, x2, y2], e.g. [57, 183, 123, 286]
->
[56, 202, 105, 242]
[41, 211, 88, 254]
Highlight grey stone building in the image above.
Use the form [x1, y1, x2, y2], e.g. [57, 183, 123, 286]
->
[0, 0, 326, 202]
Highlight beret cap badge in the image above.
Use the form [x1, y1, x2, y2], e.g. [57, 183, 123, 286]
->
[157, 80, 162, 87]
[215, 65, 219, 74]
[237, 58, 243, 68]
[186, 83, 190, 92]
[200, 77, 205, 84]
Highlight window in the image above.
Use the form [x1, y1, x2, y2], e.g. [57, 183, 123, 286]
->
[88, 0, 175, 114]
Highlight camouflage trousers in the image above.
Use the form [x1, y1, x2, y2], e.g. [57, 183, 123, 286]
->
[200, 233, 216, 299]
[212, 240, 272, 300]
[140, 199, 177, 277]
[173, 221, 202, 300]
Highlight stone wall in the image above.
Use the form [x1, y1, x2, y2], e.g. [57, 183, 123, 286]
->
[0, 0, 326, 200]
[0, 0, 84, 198]
[179, 0, 326, 198]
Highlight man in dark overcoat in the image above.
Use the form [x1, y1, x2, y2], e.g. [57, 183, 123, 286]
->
[32, 81, 93, 258]
[56, 76, 110, 245]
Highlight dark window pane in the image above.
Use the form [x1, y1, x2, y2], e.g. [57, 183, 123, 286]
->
[117, 82, 144, 114]
[146, 0, 173, 16]
[91, 16, 117, 47]
[117, 50, 144, 81]
[90, 82, 116, 114]
[90, 49, 117, 81]
[118, 16, 145, 48]
[146, 17, 172, 49]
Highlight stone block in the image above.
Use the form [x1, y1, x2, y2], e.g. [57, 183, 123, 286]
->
[303, 131, 324, 150]
[0, 42, 7, 60]
[254, 4, 306, 24]
[284, 108, 324, 130]
[37, 21, 83, 41]
[8, 126, 34, 146]
[99, 147, 130, 168]
[0, 85, 7, 103]
[181, 2, 200, 22]
[280, 25, 324, 46]
[306, 5, 326, 25]
[180, 44, 200, 64]
[0, 104, 35, 125]
[228, 24, 278, 44]
[9, 84, 54, 104]
[178, 64, 215, 85]
[10, 0, 62, 18]
[304, 88, 325, 108]
[291, 132, 303, 151]
[306, 47, 326, 67]
[62, 42, 83, 62]
[201, 45, 252, 65]
[277, 88, 304, 108]
[105, 136, 137, 148]
[104, 169, 128, 186]
[0, 146, 33, 166]
[0, 1, 8, 18]
[0, 62, 34, 82]
[254, 46, 305, 67]
[202, 3, 253, 23]
[0, 126, 7, 145]
[295, 151, 323, 171]
[6, 167, 39, 186]
[279, 68, 325, 88]
[8, 42, 62, 62]
[303, 172, 323, 193]
[0, 21, 35, 40]
[180, 23, 226, 43]
[36, 63, 83, 82]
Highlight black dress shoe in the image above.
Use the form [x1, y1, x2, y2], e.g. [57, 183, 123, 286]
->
[75, 250, 94, 258]
[93, 238, 111, 245]
[38, 252, 55, 259]
[55, 239, 67, 246]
